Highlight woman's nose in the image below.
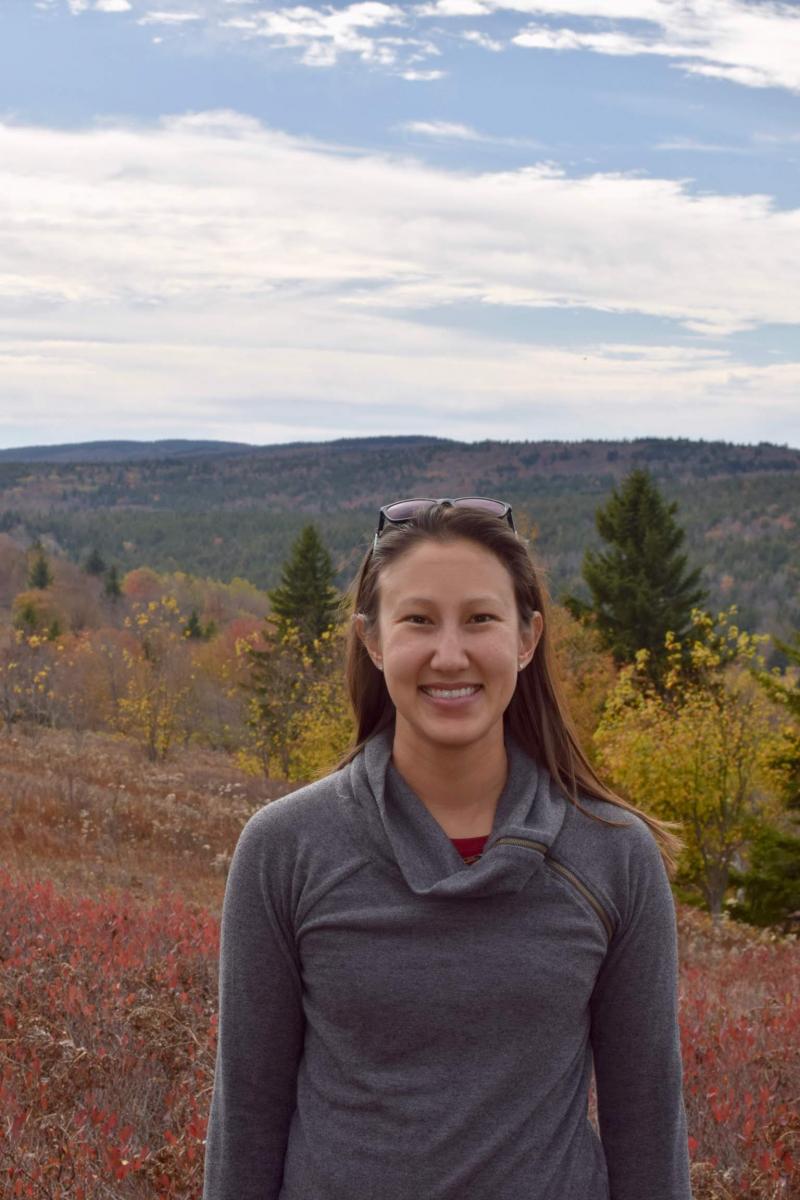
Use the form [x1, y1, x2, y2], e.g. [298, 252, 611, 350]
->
[429, 626, 470, 669]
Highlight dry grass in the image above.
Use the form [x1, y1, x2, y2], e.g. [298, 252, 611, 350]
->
[0, 721, 291, 912]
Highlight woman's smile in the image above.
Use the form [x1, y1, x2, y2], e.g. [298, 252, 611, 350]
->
[419, 683, 483, 705]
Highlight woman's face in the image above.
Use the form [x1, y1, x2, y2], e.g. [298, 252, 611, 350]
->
[359, 537, 543, 757]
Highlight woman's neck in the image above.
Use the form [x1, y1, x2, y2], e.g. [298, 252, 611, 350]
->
[390, 723, 508, 838]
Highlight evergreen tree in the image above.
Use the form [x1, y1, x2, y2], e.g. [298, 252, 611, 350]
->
[14, 599, 39, 632]
[754, 627, 800, 813]
[726, 825, 800, 933]
[104, 564, 122, 601]
[28, 545, 53, 590]
[243, 622, 310, 780]
[269, 524, 340, 648]
[185, 608, 204, 639]
[84, 547, 106, 576]
[564, 468, 706, 685]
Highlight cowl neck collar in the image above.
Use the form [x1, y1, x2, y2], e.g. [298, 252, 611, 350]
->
[348, 725, 567, 899]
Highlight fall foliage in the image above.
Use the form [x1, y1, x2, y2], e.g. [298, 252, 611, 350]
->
[594, 607, 794, 919]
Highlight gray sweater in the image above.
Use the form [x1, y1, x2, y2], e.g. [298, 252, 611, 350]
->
[202, 726, 693, 1200]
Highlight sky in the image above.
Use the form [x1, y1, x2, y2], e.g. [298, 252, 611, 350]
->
[1, 0, 799, 449]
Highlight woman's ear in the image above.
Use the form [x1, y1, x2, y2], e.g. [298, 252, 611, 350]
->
[353, 612, 383, 672]
[518, 611, 543, 671]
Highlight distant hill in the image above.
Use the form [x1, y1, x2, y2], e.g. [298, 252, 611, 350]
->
[0, 435, 797, 653]
[0, 439, 255, 464]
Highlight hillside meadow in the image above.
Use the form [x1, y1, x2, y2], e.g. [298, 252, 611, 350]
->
[1, 723, 798, 1199]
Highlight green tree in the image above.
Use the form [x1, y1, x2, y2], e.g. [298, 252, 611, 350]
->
[13, 598, 40, 633]
[240, 620, 312, 780]
[564, 468, 706, 687]
[239, 621, 353, 782]
[28, 545, 53, 590]
[104, 564, 122, 601]
[184, 607, 205, 639]
[726, 825, 800, 933]
[752, 627, 800, 812]
[84, 547, 107, 576]
[269, 524, 340, 649]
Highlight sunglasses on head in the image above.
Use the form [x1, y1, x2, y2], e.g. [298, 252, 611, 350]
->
[373, 496, 516, 551]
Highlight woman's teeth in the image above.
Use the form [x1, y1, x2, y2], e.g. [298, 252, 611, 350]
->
[421, 686, 481, 698]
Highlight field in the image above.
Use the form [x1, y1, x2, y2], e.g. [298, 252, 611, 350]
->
[1, 724, 798, 1199]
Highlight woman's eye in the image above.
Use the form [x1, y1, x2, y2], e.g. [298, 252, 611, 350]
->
[404, 614, 430, 625]
[470, 613, 496, 624]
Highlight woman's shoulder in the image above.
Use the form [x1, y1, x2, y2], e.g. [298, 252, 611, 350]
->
[240, 766, 350, 846]
[228, 764, 373, 923]
[566, 787, 652, 838]
[552, 786, 668, 904]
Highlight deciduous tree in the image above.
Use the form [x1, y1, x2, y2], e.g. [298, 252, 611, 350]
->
[594, 606, 791, 921]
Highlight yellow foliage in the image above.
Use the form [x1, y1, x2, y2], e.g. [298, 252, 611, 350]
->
[546, 603, 617, 767]
[594, 606, 790, 902]
[112, 595, 194, 760]
[240, 620, 354, 782]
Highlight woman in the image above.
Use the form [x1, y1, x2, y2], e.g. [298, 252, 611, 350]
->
[203, 498, 693, 1200]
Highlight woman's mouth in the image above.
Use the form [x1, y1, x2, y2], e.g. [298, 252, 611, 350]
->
[420, 684, 482, 702]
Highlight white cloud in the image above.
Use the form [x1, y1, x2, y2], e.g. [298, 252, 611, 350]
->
[218, 2, 417, 68]
[512, 26, 583, 50]
[400, 67, 446, 78]
[401, 119, 485, 139]
[503, 1, 800, 94]
[414, 0, 492, 14]
[55, 0, 800, 92]
[137, 10, 203, 24]
[460, 29, 504, 50]
[653, 136, 751, 154]
[398, 119, 542, 147]
[0, 113, 798, 442]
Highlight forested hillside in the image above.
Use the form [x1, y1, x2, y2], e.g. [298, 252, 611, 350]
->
[0, 435, 797, 652]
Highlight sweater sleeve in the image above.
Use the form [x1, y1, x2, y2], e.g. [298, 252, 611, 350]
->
[203, 808, 305, 1200]
[589, 824, 693, 1200]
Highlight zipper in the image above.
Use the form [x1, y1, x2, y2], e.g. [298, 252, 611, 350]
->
[493, 837, 614, 942]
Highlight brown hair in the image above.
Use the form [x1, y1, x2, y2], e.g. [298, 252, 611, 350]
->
[335, 502, 686, 877]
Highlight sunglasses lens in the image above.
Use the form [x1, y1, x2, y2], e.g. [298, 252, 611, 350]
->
[383, 499, 436, 522]
[453, 497, 508, 516]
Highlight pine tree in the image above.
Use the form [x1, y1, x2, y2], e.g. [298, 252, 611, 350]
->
[754, 627, 800, 813]
[185, 608, 204, 639]
[564, 468, 706, 685]
[14, 599, 39, 632]
[104, 564, 122, 601]
[28, 545, 53, 590]
[84, 547, 106, 576]
[269, 524, 340, 648]
[726, 825, 800, 933]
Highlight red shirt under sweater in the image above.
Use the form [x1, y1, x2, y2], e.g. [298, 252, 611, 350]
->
[450, 834, 489, 865]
